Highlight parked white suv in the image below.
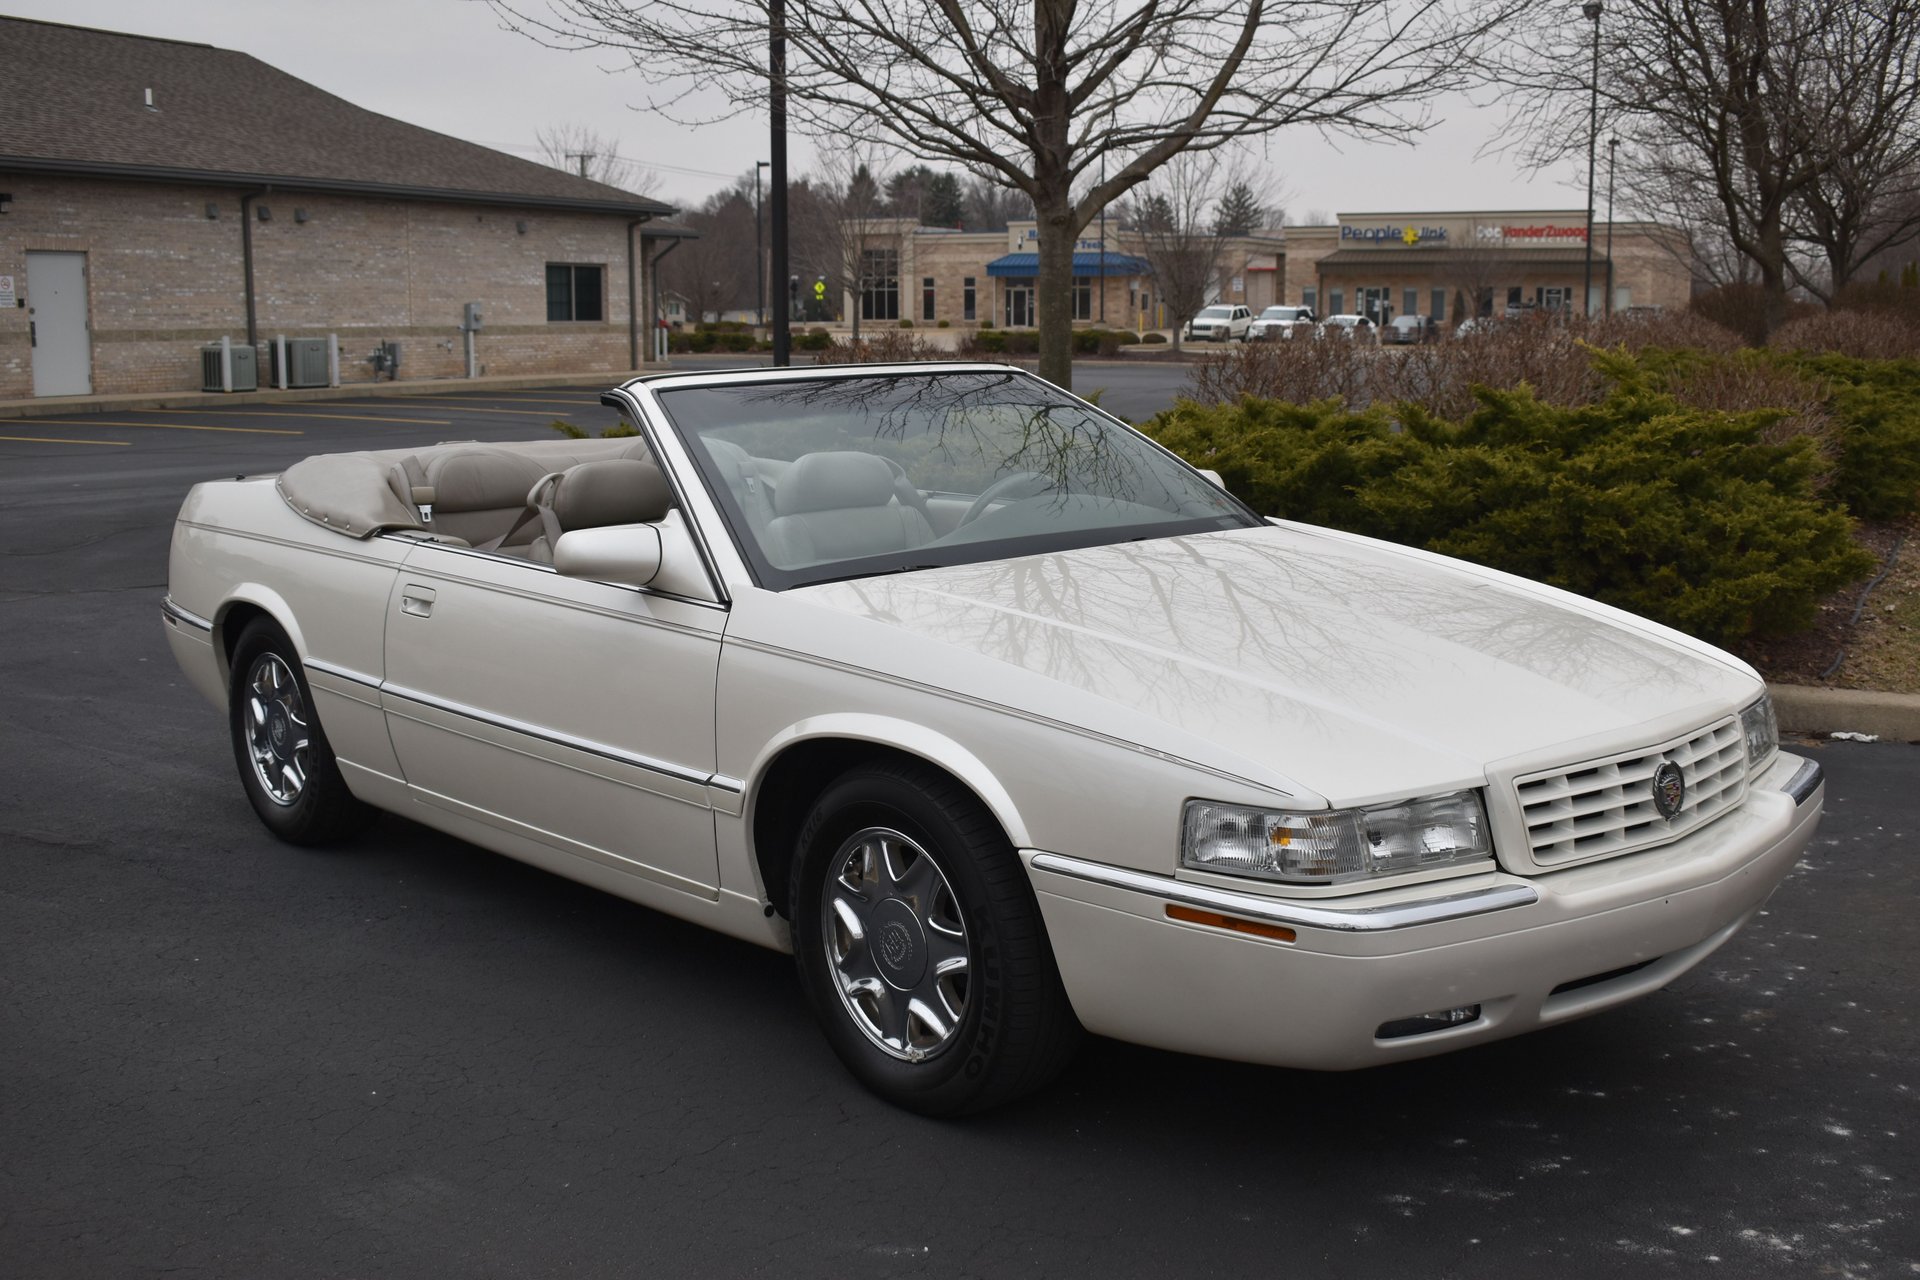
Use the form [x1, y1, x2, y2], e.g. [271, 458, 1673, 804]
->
[1184, 305, 1252, 342]
[1248, 305, 1316, 341]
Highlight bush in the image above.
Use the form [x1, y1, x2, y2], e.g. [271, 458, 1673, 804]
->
[1772, 352, 1920, 519]
[793, 327, 834, 352]
[899, 318, 915, 329]
[1139, 386, 1873, 648]
[1141, 332, 1168, 344]
[937, 319, 951, 328]
[812, 329, 943, 363]
[1071, 328, 1144, 356]
[1771, 309, 1920, 361]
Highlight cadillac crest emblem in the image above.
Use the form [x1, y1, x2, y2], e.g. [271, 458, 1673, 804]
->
[1651, 760, 1686, 820]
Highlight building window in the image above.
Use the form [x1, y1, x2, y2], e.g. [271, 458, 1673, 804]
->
[859, 248, 900, 321]
[922, 277, 936, 322]
[1431, 288, 1446, 321]
[1302, 287, 1317, 311]
[1072, 276, 1092, 321]
[546, 263, 605, 322]
[1403, 287, 1420, 318]
[1328, 289, 1344, 315]
[963, 277, 976, 321]
[1506, 286, 1523, 312]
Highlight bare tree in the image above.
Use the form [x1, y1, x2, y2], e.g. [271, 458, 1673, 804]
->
[1494, 0, 1920, 331]
[1126, 152, 1254, 352]
[662, 187, 756, 322]
[796, 146, 893, 340]
[534, 122, 661, 195]
[962, 175, 1031, 232]
[489, 0, 1525, 389]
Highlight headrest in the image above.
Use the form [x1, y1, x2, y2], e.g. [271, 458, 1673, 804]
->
[423, 449, 548, 513]
[775, 451, 896, 516]
[552, 458, 674, 529]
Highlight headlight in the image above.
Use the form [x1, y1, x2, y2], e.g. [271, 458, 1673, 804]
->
[1182, 791, 1493, 885]
[1741, 693, 1778, 771]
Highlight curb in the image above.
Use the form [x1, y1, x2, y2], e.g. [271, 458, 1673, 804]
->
[0, 368, 670, 421]
[1769, 682, 1920, 742]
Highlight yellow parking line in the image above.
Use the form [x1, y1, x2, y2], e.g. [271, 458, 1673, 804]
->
[0, 434, 131, 446]
[157, 408, 447, 425]
[385, 392, 600, 405]
[33, 418, 304, 436]
[358, 399, 575, 417]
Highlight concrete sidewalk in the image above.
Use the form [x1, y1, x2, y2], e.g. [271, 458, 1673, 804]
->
[0, 367, 670, 420]
[1771, 683, 1920, 742]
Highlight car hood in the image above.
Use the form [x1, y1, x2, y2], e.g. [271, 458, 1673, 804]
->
[774, 523, 1759, 804]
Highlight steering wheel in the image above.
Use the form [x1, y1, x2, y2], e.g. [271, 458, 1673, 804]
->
[879, 456, 936, 526]
[958, 470, 1051, 527]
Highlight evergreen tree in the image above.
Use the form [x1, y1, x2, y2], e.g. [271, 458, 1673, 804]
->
[925, 172, 966, 227]
[1213, 181, 1264, 236]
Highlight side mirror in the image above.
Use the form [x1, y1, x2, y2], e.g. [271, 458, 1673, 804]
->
[553, 510, 714, 599]
[1197, 468, 1226, 489]
[553, 524, 660, 588]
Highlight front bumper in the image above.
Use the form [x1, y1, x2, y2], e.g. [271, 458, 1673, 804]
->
[1024, 752, 1822, 1070]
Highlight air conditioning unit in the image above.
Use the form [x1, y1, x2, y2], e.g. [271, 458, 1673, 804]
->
[201, 343, 259, 392]
[270, 338, 330, 388]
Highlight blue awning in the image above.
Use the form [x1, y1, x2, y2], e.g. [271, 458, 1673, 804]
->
[985, 251, 1152, 278]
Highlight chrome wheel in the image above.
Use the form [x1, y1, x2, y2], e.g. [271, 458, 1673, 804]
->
[243, 652, 310, 807]
[820, 826, 971, 1063]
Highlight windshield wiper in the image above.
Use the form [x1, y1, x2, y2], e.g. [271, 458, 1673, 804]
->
[805, 563, 945, 587]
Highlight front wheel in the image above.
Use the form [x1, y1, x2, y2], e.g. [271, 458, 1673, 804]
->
[790, 760, 1081, 1115]
[227, 618, 374, 845]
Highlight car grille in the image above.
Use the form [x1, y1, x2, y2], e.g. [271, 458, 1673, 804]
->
[1512, 717, 1747, 866]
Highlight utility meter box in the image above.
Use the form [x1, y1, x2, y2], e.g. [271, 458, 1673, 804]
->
[463, 302, 484, 332]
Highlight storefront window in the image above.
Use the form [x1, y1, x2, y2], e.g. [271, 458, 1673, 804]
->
[1329, 289, 1344, 315]
[859, 248, 900, 321]
[1431, 289, 1446, 321]
[1072, 276, 1092, 321]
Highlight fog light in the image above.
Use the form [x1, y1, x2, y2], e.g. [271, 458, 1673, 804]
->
[1377, 1004, 1481, 1040]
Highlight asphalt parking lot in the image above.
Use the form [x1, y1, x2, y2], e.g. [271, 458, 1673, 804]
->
[2, 385, 1916, 1278]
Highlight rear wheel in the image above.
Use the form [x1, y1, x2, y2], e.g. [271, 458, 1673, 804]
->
[227, 618, 374, 845]
[790, 760, 1080, 1115]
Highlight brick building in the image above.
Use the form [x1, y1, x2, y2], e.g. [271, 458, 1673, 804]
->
[0, 17, 680, 399]
[1281, 212, 1692, 324]
[844, 210, 1690, 336]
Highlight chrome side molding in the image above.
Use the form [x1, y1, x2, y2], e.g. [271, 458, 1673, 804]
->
[161, 597, 213, 632]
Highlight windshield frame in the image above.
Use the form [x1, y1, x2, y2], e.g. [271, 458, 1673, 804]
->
[645, 364, 1263, 592]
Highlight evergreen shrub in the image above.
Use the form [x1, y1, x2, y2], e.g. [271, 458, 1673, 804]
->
[1140, 385, 1874, 647]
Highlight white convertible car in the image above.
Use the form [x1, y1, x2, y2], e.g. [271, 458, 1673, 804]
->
[163, 364, 1823, 1114]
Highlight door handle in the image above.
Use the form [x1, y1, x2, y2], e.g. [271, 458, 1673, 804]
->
[400, 586, 436, 618]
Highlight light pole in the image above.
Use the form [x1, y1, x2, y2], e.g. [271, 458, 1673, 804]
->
[754, 160, 769, 328]
[1581, 1, 1603, 319]
[1604, 136, 1618, 316]
[769, 0, 791, 366]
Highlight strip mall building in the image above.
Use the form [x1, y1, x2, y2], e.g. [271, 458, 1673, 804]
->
[855, 210, 1690, 333]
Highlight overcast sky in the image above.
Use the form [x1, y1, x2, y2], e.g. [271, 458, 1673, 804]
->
[8, 0, 1590, 218]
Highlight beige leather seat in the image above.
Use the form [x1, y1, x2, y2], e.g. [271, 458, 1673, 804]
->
[525, 457, 676, 563]
[383, 448, 550, 549]
[761, 451, 935, 568]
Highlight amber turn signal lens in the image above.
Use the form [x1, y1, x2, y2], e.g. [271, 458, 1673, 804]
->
[1165, 903, 1297, 943]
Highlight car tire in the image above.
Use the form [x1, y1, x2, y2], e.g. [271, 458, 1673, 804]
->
[790, 759, 1081, 1115]
[227, 617, 375, 846]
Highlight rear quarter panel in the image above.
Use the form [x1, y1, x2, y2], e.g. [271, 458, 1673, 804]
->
[169, 477, 409, 784]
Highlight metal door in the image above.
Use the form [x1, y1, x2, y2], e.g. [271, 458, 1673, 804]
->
[26, 252, 93, 397]
[1006, 283, 1033, 327]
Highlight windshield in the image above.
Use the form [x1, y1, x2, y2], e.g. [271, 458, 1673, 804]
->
[1197, 306, 1233, 319]
[653, 368, 1259, 590]
[1261, 307, 1302, 320]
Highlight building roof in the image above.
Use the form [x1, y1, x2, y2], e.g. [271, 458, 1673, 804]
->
[0, 17, 675, 219]
[986, 251, 1153, 278]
